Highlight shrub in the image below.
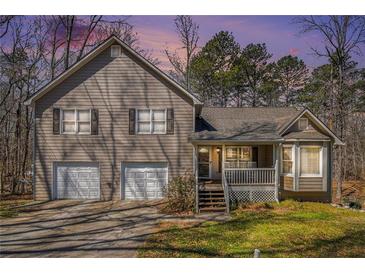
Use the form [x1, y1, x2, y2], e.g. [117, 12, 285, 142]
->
[349, 201, 362, 210]
[163, 173, 196, 214]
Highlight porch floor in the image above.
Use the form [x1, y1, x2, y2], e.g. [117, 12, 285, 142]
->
[198, 180, 223, 191]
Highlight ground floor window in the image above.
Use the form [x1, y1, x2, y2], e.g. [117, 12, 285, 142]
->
[300, 146, 322, 177]
[282, 145, 293, 175]
[225, 146, 254, 168]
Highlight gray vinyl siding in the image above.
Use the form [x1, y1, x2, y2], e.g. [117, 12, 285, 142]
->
[298, 177, 323, 191]
[34, 44, 194, 200]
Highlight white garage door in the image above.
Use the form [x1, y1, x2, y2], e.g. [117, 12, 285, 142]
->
[123, 163, 168, 200]
[55, 162, 100, 199]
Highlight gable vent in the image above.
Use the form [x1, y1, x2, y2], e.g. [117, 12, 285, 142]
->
[298, 118, 309, 130]
[111, 45, 121, 57]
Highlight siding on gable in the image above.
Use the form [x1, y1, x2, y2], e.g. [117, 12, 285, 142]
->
[34, 45, 194, 200]
[286, 113, 328, 136]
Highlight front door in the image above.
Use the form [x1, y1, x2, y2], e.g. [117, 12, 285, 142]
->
[198, 146, 211, 179]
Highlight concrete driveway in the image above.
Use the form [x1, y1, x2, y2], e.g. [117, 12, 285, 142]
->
[0, 200, 168, 257]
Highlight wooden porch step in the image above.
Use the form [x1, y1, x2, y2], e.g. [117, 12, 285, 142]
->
[199, 191, 224, 196]
[200, 207, 226, 212]
[199, 201, 226, 206]
[199, 197, 225, 201]
[200, 186, 223, 191]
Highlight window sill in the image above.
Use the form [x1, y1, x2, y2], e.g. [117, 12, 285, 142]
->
[136, 133, 167, 135]
[59, 133, 92, 136]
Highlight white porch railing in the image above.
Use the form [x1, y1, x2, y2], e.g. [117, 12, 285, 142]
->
[224, 161, 257, 169]
[224, 167, 275, 185]
[222, 160, 279, 204]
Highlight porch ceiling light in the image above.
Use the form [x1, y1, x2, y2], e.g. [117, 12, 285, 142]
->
[199, 147, 209, 153]
[216, 148, 221, 152]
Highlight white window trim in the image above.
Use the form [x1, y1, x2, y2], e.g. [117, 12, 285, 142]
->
[298, 117, 309, 130]
[136, 109, 167, 135]
[111, 45, 121, 57]
[299, 145, 323, 177]
[60, 109, 91, 135]
[281, 144, 294, 177]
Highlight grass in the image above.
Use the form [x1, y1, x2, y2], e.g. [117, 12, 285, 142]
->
[139, 200, 365, 258]
[0, 200, 31, 218]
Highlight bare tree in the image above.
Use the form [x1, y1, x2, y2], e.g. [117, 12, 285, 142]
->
[59, 15, 76, 70]
[165, 16, 199, 90]
[295, 16, 365, 200]
[77, 16, 103, 61]
[0, 16, 45, 194]
[0, 16, 14, 38]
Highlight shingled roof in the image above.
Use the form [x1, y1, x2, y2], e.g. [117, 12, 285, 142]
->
[192, 107, 302, 142]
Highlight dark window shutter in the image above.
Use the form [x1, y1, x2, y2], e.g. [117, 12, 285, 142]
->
[91, 109, 99, 135]
[53, 108, 60, 135]
[129, 109, 136, 135]
[166, 108, 174, 135]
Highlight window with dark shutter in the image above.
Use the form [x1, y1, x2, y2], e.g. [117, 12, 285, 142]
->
[166, 108, 174, 134]
[91, 109, 98, 135]
[129, 109, 136, 135]
[53, 108, 60, 135]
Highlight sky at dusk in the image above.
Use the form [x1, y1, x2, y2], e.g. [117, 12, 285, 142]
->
[1, 16, 364, 72]
[127, 15, 365, 71]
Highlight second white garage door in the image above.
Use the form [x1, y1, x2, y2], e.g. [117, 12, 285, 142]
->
[123, 163, 168, 200]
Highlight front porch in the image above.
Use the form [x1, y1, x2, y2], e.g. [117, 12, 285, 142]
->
[194, 144, 280, 213]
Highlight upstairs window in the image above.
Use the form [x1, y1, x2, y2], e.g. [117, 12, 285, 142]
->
[111, 45, 121, 57]
[61, 109, 91, 134]
[282, 145, 293, 175]
[298, 118, 309, 130]
[136, 109, 166, 134]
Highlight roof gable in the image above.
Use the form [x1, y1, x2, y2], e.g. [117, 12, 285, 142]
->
[25, 35, 201, 106]
[279, 108, 344, 145]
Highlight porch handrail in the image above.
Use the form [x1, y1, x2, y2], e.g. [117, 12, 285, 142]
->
[225, 167, 275, 171]
[224, 167, 276, 185]
[222, 173, 230, 213]
[224, 161, 257, 169]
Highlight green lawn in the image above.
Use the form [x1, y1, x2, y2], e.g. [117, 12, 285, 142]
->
[139, 200, 365, 258]
[0, 200, 31, 218]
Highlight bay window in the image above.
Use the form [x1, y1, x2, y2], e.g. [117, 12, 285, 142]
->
[282, 145, 293, 175]
[136, 109, 166, 134]
[300, 146, 322, 177]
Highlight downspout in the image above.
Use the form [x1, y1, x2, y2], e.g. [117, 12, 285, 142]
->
[193, 144, 199, 213]
[32, 103, 36, 201]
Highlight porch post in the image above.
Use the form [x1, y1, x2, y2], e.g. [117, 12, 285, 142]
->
[275, 144, 281, 202]
[222, 144, 226, 181]
[193, 144, 199, 213]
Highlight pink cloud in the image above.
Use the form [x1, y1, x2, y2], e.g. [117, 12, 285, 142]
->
[135, 25, 184, 71]
[289, 48, 299, 56]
